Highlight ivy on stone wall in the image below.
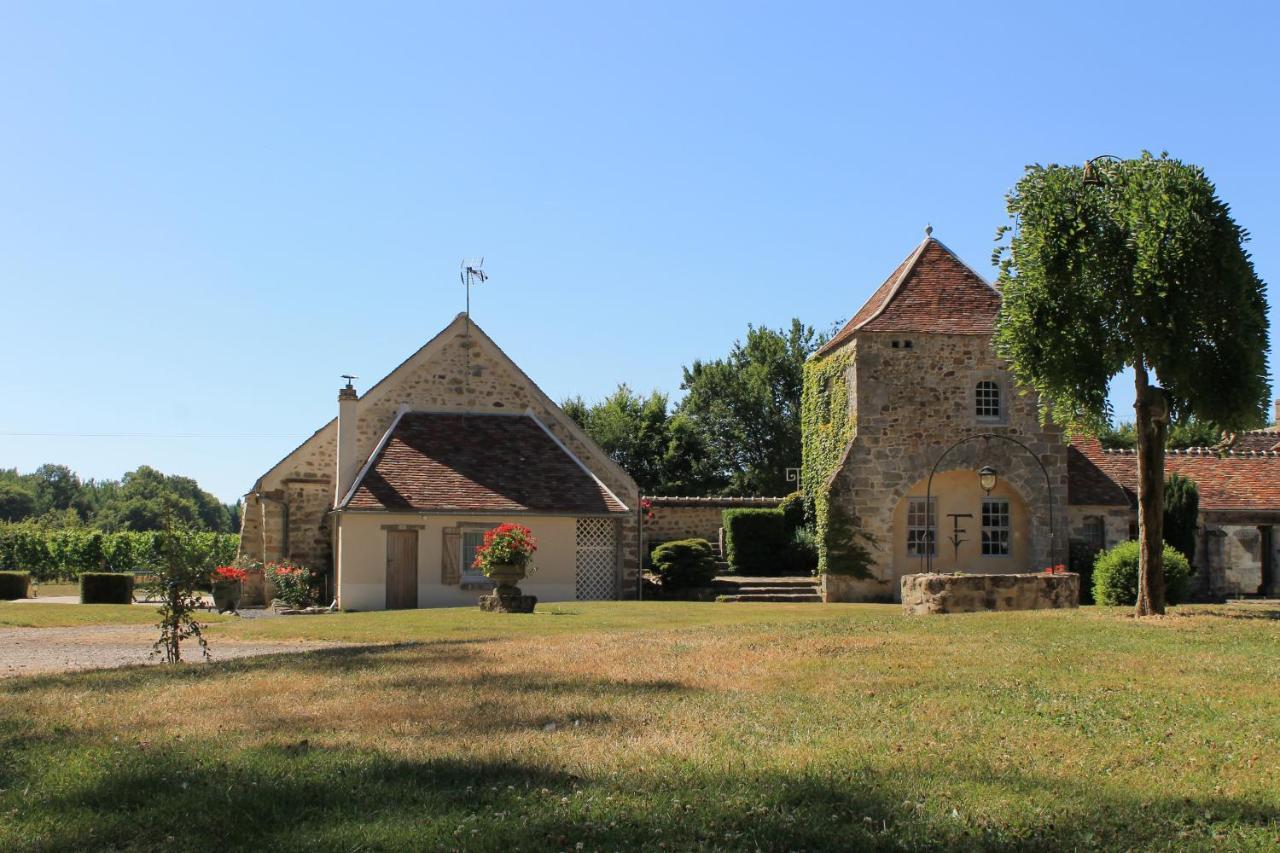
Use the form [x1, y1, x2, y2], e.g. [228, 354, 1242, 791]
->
[800, 350, 872, 575]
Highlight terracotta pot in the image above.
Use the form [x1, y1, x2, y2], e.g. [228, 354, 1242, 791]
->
[212, 580, 242, 614]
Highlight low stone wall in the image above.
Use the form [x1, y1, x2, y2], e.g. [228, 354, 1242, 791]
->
[901, 572, 1079, 615]
[645, 497, 785, 546]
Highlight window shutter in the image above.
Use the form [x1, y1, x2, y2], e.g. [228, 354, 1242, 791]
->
[441, 526, 461, 585]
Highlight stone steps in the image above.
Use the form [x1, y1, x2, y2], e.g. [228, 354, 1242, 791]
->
[716, 592, 824, 603]
[712, 575, 822, 603]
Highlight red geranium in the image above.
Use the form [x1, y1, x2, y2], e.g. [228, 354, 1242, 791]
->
[212, 565, 248, 583]
[472, 523, 538, 575]
[1042, 564, 1068, 575]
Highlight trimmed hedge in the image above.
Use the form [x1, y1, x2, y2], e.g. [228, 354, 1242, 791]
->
[723, 508, 788, 576]
[1092, 540, 1192, 606]
[778, 492, 807, 532]
[651, 539, 716, 591]
[0, 523, 237, 582]
[0, 570, 31, 600]
[80, 572, 135, 604]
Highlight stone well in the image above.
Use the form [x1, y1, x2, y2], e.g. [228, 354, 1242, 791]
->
[901, 572, 1079, 615]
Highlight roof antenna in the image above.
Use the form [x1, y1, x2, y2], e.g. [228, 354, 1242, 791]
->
[460, 258, 488, 318]
[340, 374, 358, 391]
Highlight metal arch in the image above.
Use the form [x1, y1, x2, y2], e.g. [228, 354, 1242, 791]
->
[921, 432, 1056, 574]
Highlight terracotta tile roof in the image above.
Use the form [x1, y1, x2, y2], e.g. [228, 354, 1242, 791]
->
[345, 413, 627, 514]
[816, 237, 1002, 356]
[1229, 429, 1280, 453]
[1067, 439, 1133, 506]
[1069, 437, 1280, 512]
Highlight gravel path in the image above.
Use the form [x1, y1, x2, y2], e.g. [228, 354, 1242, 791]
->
[0, 624, 349, 679]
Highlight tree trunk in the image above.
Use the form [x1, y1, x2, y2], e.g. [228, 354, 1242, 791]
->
[1134, 364, 1169, 616]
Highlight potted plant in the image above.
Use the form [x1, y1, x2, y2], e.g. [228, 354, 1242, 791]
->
[210, 564, 248, 613]
[472, 523, 538, 612]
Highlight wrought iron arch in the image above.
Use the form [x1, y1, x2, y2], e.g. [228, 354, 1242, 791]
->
[922, 432, 1056, 574]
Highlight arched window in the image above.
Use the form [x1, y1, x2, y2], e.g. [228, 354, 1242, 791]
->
[975, 381, 1002, 421]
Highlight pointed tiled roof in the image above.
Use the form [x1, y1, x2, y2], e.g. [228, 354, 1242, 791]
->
[816, 236, 1001, 356]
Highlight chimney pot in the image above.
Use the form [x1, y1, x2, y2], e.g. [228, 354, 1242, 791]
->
[1274, 398, 1279, 426]
[335, 379, 360, 505]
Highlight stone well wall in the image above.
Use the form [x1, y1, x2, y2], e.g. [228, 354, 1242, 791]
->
[901, 572, 1079, 615]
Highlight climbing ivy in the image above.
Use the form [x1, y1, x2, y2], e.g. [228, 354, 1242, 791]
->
[800, 350, 871, 575]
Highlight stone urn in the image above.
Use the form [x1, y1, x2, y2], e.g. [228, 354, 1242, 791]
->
[212, 580, 242, 614]
[479, 562, 536, 613]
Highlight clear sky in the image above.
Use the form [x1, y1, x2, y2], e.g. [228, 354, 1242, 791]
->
[2, 1, 1277, 503]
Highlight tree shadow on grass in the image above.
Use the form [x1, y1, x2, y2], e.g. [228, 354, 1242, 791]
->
[3, 739, 1276, 852]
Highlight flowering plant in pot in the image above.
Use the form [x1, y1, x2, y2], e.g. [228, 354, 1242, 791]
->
[210, 565, 248, 613]
[472, 523, 538, 588]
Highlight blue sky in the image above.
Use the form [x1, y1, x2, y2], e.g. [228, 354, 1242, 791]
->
[2, 1, 1277, 502]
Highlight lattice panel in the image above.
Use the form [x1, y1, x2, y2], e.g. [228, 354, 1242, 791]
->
[575, 518, 616, 600]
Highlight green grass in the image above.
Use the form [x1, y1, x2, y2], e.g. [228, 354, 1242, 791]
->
[1, 602, 1278, 851]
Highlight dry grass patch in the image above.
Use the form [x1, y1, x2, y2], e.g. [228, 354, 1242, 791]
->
[1, 602, 1277, 851]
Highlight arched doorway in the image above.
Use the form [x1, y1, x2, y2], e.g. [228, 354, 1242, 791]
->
[890, 470, 1033, 582]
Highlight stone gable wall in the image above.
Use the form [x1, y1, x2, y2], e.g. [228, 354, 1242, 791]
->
[238, 321, 640, 599]
[827, 331, 1068, 590]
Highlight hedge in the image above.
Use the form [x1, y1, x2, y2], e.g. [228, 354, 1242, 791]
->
[0, 523, 238, 582]
[0, 570, 30, 600]
[1092, 540, 1192, 606]
[651, 539, 716, 590]
[722, 508, 788, 575]
[80, 572, 135, 604]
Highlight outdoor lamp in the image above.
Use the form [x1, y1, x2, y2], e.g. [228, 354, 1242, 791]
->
[978, 465, 998, 494]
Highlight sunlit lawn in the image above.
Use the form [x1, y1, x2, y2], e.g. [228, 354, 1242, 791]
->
[1, 601, 1277, 851]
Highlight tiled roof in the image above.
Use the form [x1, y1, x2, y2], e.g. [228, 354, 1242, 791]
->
[1067, 440, 1133, 506]
[1069, 437, 1280, 512]
[1228, 430, 1280, 453]
[344, 412, 627, 514]
[817, 237, 1001, 356]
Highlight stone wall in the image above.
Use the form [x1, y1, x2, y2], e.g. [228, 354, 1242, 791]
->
[824, 331, 1068, 595]
[238, 316, 641, 598]
[644, 497, 784, 547]
[901, 572, 1079, 615]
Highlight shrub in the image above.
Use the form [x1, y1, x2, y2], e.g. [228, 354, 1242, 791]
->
[0, 570, 31, 600]
[1068, 540, 1099, 605]
[1164, 473, 1199, 563]
[0, 522, 237, 582]
[1092, 540, 1192, 606]
[722, 508, 788, 575]
[782, 527, 819, 575]
[777, 492, 807, 532]
[651, 539, 716, 590]
[79, 572, 134, 604]
[266, 560, 315, 609]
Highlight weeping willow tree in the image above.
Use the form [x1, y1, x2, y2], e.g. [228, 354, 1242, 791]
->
[994, 152, 1270, 616]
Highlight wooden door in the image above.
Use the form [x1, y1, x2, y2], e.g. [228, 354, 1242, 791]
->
[385, 529, 419, 609]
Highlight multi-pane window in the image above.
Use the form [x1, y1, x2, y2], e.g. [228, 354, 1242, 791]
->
[981, 499, 1011, 556]
[975, 381, 1001, 420]
[1082, 516, 1105, 551]
[461, 528, 490, 580]
[906, 497, 935, 557]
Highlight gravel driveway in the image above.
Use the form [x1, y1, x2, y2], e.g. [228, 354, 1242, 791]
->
[0, 624, 348, 679]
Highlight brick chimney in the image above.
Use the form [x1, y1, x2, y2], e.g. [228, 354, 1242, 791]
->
[334, 377, 360, 505]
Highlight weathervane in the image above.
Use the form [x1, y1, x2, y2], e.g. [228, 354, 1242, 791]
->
[460, 258, 488, 316]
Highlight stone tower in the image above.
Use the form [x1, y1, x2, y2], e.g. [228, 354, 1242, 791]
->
[802, 232, 1067, 601]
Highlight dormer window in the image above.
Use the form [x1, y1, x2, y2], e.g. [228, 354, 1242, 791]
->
[975, 381, 1002, 421]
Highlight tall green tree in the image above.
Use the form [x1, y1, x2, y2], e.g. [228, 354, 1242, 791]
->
[994, 152, 1270, 615]
[1163, 474, 1200, 564]
[564, 386, 724, 495]
[678, 319, 825, 496]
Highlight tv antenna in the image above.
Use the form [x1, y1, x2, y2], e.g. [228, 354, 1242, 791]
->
[460, 258, 488, 316]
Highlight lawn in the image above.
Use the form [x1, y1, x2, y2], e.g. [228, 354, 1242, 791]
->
[1, 602, 1277, 851]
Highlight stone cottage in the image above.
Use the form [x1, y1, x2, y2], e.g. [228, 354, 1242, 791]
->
[803, 231, 1069, 601]
[1069, 428, 1280, 598]
[238, 313, 640, 610]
